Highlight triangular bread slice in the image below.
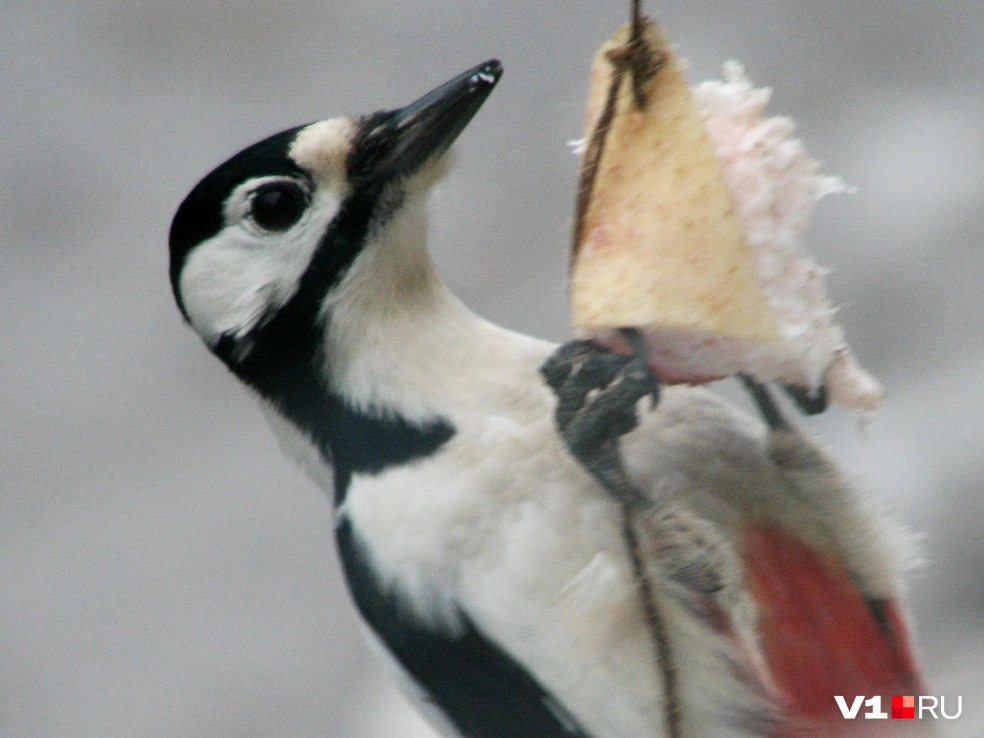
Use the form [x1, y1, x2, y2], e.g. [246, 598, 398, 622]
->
[571, 21, 781, 346]
[569, 19, 883, 412]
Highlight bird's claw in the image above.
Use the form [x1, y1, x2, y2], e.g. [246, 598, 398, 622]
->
[542, 339, 659, 444]
[782, 382, 828, 416]
[739, 375, 829, 431]
[540, 337, 660, 507]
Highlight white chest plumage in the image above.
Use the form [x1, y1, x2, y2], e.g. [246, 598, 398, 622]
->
[340, 397, 663, 737]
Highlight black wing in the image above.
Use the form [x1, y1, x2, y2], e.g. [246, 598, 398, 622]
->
[336, 517, 593, 738]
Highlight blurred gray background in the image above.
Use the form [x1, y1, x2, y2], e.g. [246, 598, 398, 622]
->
[2, 1, 982, 736]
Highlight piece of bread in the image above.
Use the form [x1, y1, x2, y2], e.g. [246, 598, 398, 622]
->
[570, 20, 883, 412]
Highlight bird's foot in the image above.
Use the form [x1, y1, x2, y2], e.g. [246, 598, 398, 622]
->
[739, 375, 828, 431]
[543, 334, 682, 738]
[540, 331, 659, 507]
[782, 382, 827, 416]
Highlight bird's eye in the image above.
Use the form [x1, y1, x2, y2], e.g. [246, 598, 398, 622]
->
[250, 182, 306, 231]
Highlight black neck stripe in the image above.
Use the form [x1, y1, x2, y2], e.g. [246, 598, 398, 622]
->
[337, 518, 593, 737]
[214, 184, 454, 504]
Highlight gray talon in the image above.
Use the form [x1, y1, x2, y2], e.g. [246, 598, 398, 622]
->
[540, 339, 661, 508]
[619, 328, 660, 409]
[783, 382, 828, 416]
[738, 375, 787, 431]
[739, 374, 828, 430]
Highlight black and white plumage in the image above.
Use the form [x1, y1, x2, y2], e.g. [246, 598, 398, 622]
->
[169, 61, 921, 737]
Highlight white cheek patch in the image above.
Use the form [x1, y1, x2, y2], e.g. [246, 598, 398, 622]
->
[180, 181, 343, 346]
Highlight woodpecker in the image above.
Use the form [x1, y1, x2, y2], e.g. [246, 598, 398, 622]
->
[169, 61, 924, 737]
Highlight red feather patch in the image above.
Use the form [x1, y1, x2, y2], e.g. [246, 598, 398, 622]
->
[741, 525, 922, 735]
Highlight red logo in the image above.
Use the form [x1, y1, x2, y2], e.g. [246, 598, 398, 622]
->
[891, 695, 915, 719]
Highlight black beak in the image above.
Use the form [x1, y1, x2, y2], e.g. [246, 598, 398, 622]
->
[348, 59, 503, 186]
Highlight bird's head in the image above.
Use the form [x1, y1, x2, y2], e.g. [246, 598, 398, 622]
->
[169, 60, 502, 380]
